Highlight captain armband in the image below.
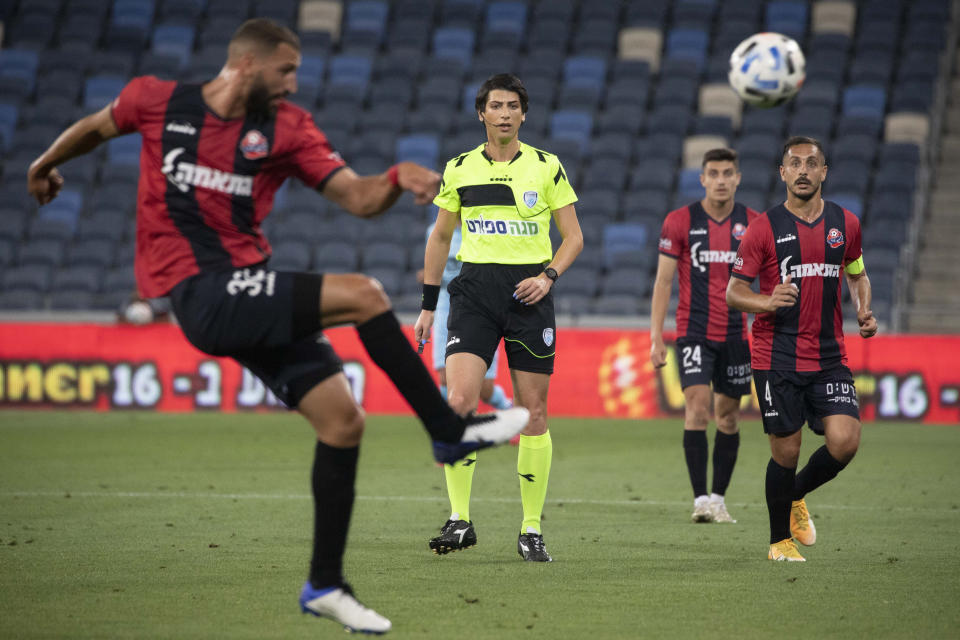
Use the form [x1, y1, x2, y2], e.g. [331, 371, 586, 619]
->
[844, 255, 865, 275]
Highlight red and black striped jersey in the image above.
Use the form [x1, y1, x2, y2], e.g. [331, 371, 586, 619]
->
[731, 201, 863, 372]
[659, 201, 759, 341]
[110, 76, 346, 298]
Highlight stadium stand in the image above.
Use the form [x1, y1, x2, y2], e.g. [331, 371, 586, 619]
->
[0, 0, 952, 327]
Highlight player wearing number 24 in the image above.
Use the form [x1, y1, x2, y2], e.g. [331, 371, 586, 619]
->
[726, 136, 877, 562]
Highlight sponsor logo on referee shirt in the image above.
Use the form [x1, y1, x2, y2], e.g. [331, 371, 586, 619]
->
[464, 215, 539, 236]
[523, 191, 539, 208]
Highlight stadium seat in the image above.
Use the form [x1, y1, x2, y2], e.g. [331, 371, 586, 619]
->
[362, 242, 408, 270]
[591, 294, 642, 316]
[794, 81, 840, 111]
[884, 113, 930, 145]
[314, 243, 360, 273]
[618, 27, 663, 71]
[665, 28, 709, 69]
[0, 290, 46, 310]
[151, 23, 195, 69]
[432, 27, 475, 68]
[646, 107, 692, 138]
[683, 135, 728, 169]
[596, 105, 645, 136]
[698, 84, 742, 129]
[84, 75, 126, 111]
[3, 264, 54, 292]
[549, 111, 593, 156]
[599, 268, 650, 298]
[396, 134, 440, 167]
[51, 265, 103, 294]
[66, 239, 118, 269]
[299, 0, 342, 39]
[270, 240, 312, 271]
[572, 17, 618, 56]
[765, 1, 809, 40]
[811, 0, 856, 36]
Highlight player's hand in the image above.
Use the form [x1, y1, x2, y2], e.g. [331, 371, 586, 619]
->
[414, 310, 434, 352]
[858, 309, 878, 338]
[27, 163, 64, 206]
[514, 274, 552, 305]
[396, 162, 441, 205]
[650, 337, 668, 368]
[767, 275, 799, 312]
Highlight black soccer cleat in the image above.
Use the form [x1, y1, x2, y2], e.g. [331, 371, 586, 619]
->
[517, 532, 553, 562]
[428, 519, 477, 555]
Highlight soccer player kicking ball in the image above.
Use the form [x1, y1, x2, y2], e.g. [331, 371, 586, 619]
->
[651, 148, 759, 524]
[26, 19, 529, 634]
[727, 137, 877, 562]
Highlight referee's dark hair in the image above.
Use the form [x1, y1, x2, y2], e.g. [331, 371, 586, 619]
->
[781, 135, 827, 165]
[701, 148, 739, 170]
[228, 18, 301, 59]
[475, 73, 529, 114]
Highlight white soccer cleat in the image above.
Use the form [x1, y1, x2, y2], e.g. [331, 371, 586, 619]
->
[433, 407, 530, 464]
[691, 496, 714, 523]
[299, 583, 391, 635]
[710, 497, 737, 523]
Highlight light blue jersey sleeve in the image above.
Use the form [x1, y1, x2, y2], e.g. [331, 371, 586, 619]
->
[426, 221, 464, 288]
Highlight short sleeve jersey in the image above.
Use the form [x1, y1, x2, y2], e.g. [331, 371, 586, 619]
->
[659, 201, 759, 341]
[731, 201, 863, 372]
[433, 142, 577, 264]
[111, 76, 346, 298]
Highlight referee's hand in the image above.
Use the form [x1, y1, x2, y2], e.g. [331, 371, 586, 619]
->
[396, 162, 441, 205]
[514, 274, 552, 305]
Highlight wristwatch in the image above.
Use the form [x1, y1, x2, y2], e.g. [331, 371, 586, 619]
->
[543, 267, 559, 282]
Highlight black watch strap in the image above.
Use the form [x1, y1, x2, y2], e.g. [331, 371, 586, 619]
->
[543, 267, 559, 282]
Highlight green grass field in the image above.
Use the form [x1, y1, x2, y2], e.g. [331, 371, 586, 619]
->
[1, 411, 958, 639]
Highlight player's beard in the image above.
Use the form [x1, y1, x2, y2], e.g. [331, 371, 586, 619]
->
[246, 73, 278, 120]
[790, 179, 819, 201]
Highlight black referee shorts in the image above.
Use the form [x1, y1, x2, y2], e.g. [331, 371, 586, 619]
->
[169, 265, 343, 408]
[754, 366, 861, 436]
[446, 262, 555, 375]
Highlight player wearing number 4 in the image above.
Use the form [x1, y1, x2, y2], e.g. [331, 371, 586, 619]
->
[26, 19, 529, 634]
[415, 74, 583, 562]
[651, 148, 759, 524]
[727, 137, 877, 562]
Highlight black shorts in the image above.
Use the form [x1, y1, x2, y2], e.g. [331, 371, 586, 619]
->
[675, 337, 752, 398]
[754, 366, 861, 435]
[446, 262, 555, 375]
[169, 265, 343, 408]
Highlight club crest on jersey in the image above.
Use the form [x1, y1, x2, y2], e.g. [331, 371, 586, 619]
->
[240, 130, 269, 160]
[827, 227, 845, 248]
[523, 190, 539, 208]
[542, 328, 554, 347]
[732, 222, 747, 240]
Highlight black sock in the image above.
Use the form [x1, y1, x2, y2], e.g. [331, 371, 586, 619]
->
[711, 431, 740, 496]
[355, 311, 463, 442]
[794, 445, 847, 500]
[683, 430, 708, 497]
[766, 458, 796, 544]
[308, 440, 358, 589]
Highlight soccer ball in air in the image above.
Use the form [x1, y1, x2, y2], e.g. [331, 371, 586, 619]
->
[728, 32, 806, 108]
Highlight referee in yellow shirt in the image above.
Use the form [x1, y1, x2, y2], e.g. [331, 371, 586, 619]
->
[414, 74, 584, 562]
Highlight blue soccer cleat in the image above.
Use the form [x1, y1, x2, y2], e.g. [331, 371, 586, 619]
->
[432, 407, 529, 465]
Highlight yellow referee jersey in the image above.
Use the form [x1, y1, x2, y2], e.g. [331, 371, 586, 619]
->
[433, 142, 578, 264]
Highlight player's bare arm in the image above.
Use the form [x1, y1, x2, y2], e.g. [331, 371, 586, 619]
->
[322, 161, 441, 218]
[726, 275, 798, 314]
[650, 254, 679, 368]
[414, 208, 459, 344]
[27, 104, 121, 205]
[846, 270, 877, 338]
[514, 204, 582, 305]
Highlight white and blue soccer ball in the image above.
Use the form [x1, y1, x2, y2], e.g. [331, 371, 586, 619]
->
[728, 32, 806, 108]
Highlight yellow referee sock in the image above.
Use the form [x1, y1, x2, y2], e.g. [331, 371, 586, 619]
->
[518, 431, 552, 534]
[443, 451, 477, 522]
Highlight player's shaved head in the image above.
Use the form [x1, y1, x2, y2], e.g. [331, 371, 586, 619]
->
[228, 18, 300, 62]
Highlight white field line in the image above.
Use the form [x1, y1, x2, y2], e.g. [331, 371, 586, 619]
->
[1, 490, 957, 514]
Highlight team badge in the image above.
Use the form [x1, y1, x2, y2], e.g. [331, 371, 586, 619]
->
[523, 190, 539, 208]
[542, 328, 554, 347]
[240, 130, 269, 160]
[827, 227, 845, 248]
[659, 237, 672, 250]
[732, 222, 747, 240]
[734, 256, 744, 270]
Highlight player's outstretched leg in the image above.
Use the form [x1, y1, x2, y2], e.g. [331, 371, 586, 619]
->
[300, 582, 391, 634]
[431, 408, 530, 464]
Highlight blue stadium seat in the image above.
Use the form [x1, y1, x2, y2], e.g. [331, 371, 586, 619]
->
[765, 1, 808, 41]
[485, 1, 527, 35]
[328, 55, 373, 89]
[345, 0, 390, 45]
[590, 133, 632, 163]
[653, 77, 698, 109]
[794, 81, 840, 111]
[599, 268, 649, 298]
[790, 106, 835, 141]
[666, 28, 709, 69]
[107, 135, 143, 166]
[829, 194, 863, 217]
[152, 24, 195, 69]
[624, 0, 670, 26]
[84, 75, 126, 111]
[16, 238, 63, 268]
[160, 0, 204, 23]
[738, 160, 775, 194]
[835, 113, 882, 138]
[630, 161, 674, 192]
[563, 56, 607, 87]
[270, 240, 312, 271]
[902, 20, 947, 52]
[577, 189, 621, 221]
[550, 111, 593, 155]
[582, 159, 628, 192]
[596, 104, 644, 136]
[362, 242, 409, 270]
[828, 160, 871, 196]
[842, 85, 887, 119]
[66, 239, 118, 269]
[51, 265, 104, 293]
[440, 0, 484, 28]
[646, 106, 692, 138]
[571, 18, 618, 56]
[848, 53, 894, 86]
[433, 27, 475, 68]
[527, 18, 569, 56]
[890, 81, 936, 113]
[832, 135, 879, 165]
[396, 134, 440, 167]
[314, 243, 360, 273]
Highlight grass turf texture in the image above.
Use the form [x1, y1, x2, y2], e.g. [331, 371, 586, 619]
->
[1, 412, 958, 639]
